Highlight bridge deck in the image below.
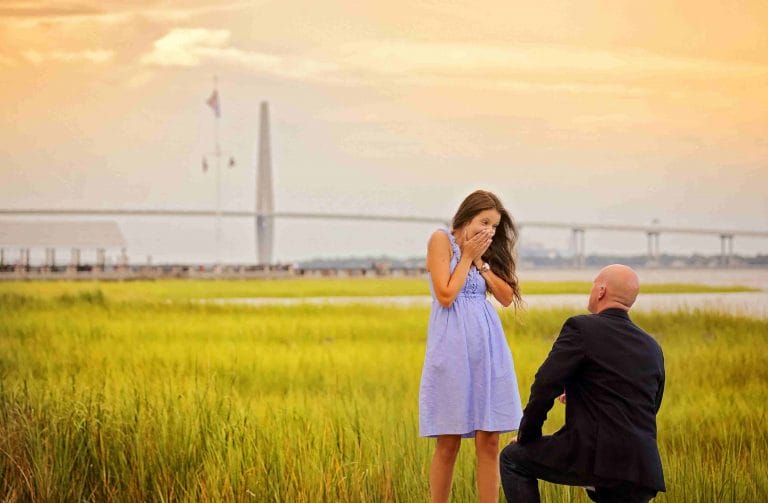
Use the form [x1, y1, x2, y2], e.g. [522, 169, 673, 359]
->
[1, 209, 766, 238]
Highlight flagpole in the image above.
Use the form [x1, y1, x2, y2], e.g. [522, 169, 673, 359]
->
[213, 75, 222, 269]
[204, 76, 232, 270]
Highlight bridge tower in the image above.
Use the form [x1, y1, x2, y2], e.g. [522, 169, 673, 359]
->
[255, 101, 274, 264]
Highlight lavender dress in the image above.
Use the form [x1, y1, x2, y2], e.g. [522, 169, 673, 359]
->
[419, 228, 523, 438]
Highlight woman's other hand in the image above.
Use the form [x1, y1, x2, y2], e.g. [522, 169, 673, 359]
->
[462, 228, 492, 262]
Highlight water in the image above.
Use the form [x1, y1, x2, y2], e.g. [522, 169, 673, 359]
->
[518, 267, 768, 291]
[211, 268, 768, 318]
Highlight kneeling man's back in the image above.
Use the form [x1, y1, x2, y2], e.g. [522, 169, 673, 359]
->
[501, 265, 666, 503]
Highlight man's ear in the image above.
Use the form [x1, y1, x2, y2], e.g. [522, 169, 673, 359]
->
[598, 286, 606, 300]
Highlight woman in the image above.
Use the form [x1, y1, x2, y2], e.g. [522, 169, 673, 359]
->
[419, 190, 524, 503]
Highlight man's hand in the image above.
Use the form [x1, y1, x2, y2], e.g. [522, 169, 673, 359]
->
[557, 393, 566, 404]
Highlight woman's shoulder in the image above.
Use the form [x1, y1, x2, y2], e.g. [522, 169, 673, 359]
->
[428, 229, 458, 261]
[428, 228, 453, 246]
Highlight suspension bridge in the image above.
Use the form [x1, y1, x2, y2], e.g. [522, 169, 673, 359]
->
[1, 102, 767, 272]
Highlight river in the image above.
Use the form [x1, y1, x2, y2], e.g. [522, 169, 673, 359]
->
[211, 268, 768, 319]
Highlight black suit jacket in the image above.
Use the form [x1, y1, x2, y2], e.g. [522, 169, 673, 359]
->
[517, 308, 666, 492]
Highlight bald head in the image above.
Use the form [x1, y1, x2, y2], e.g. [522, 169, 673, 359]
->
[587, 264, 640, 314]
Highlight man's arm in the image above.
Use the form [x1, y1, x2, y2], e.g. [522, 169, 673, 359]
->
[655, 353, 665, 413]
[517, 317, 585, 444]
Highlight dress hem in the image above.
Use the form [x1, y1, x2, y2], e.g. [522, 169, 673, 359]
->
[420, 427, 519, 439]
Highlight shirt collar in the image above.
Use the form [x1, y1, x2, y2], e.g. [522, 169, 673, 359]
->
[598, 307, 631, 320]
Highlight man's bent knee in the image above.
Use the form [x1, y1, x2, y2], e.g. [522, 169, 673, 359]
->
[500, 442, 526, 468]
[499, 443, 540, 503]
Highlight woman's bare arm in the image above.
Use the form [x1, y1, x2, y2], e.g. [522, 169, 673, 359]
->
[427, 231, 474, 308]
[474, 257, 514, 307]
[479, 266, 514, 307]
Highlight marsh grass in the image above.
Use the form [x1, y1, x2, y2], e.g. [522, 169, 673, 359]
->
[0, 278, 756, 303]
[0, 284, 766, 502]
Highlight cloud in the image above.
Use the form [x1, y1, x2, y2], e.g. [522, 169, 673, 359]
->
[0, 1, 253, 27]
[140, 30, 768, 98]
[22, 49, 114, 65]
[1, 2, 130, 27]
[142, 29, 637, 93]
[141, 28, 231, 67]
[141, 28, 340, 81]
[0, 3, 103, 18]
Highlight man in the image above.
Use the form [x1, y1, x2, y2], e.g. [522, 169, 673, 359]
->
[500, 264, 665, 502]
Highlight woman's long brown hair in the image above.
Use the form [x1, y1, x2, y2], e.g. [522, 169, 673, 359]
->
[452, 190, 522, 308]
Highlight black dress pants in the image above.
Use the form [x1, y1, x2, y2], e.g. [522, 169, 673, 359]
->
[500, 442, 657, 503]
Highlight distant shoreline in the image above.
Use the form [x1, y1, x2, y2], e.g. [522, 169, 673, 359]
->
[3, 264, 768, 283]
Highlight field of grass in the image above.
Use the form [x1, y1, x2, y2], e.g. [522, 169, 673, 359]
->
[1, 282, 766, 502]
[0, 278, 757, 302]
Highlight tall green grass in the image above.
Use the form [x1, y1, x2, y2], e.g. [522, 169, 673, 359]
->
[0, 285, 766, 501]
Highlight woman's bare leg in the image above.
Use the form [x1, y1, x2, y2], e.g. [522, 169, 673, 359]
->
[429, 435, 461, 503]
[475, 431, 501, 503]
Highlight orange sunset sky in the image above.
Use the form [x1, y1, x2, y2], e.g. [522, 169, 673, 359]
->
[1, 1, 766, 261]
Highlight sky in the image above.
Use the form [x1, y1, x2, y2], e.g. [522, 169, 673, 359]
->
[1, 1, 767, 264]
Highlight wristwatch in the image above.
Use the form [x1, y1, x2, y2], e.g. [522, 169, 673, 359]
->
[480, 262, 491, 274]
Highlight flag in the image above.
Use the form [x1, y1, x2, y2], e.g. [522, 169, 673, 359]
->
[206, 90, 220, 117]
